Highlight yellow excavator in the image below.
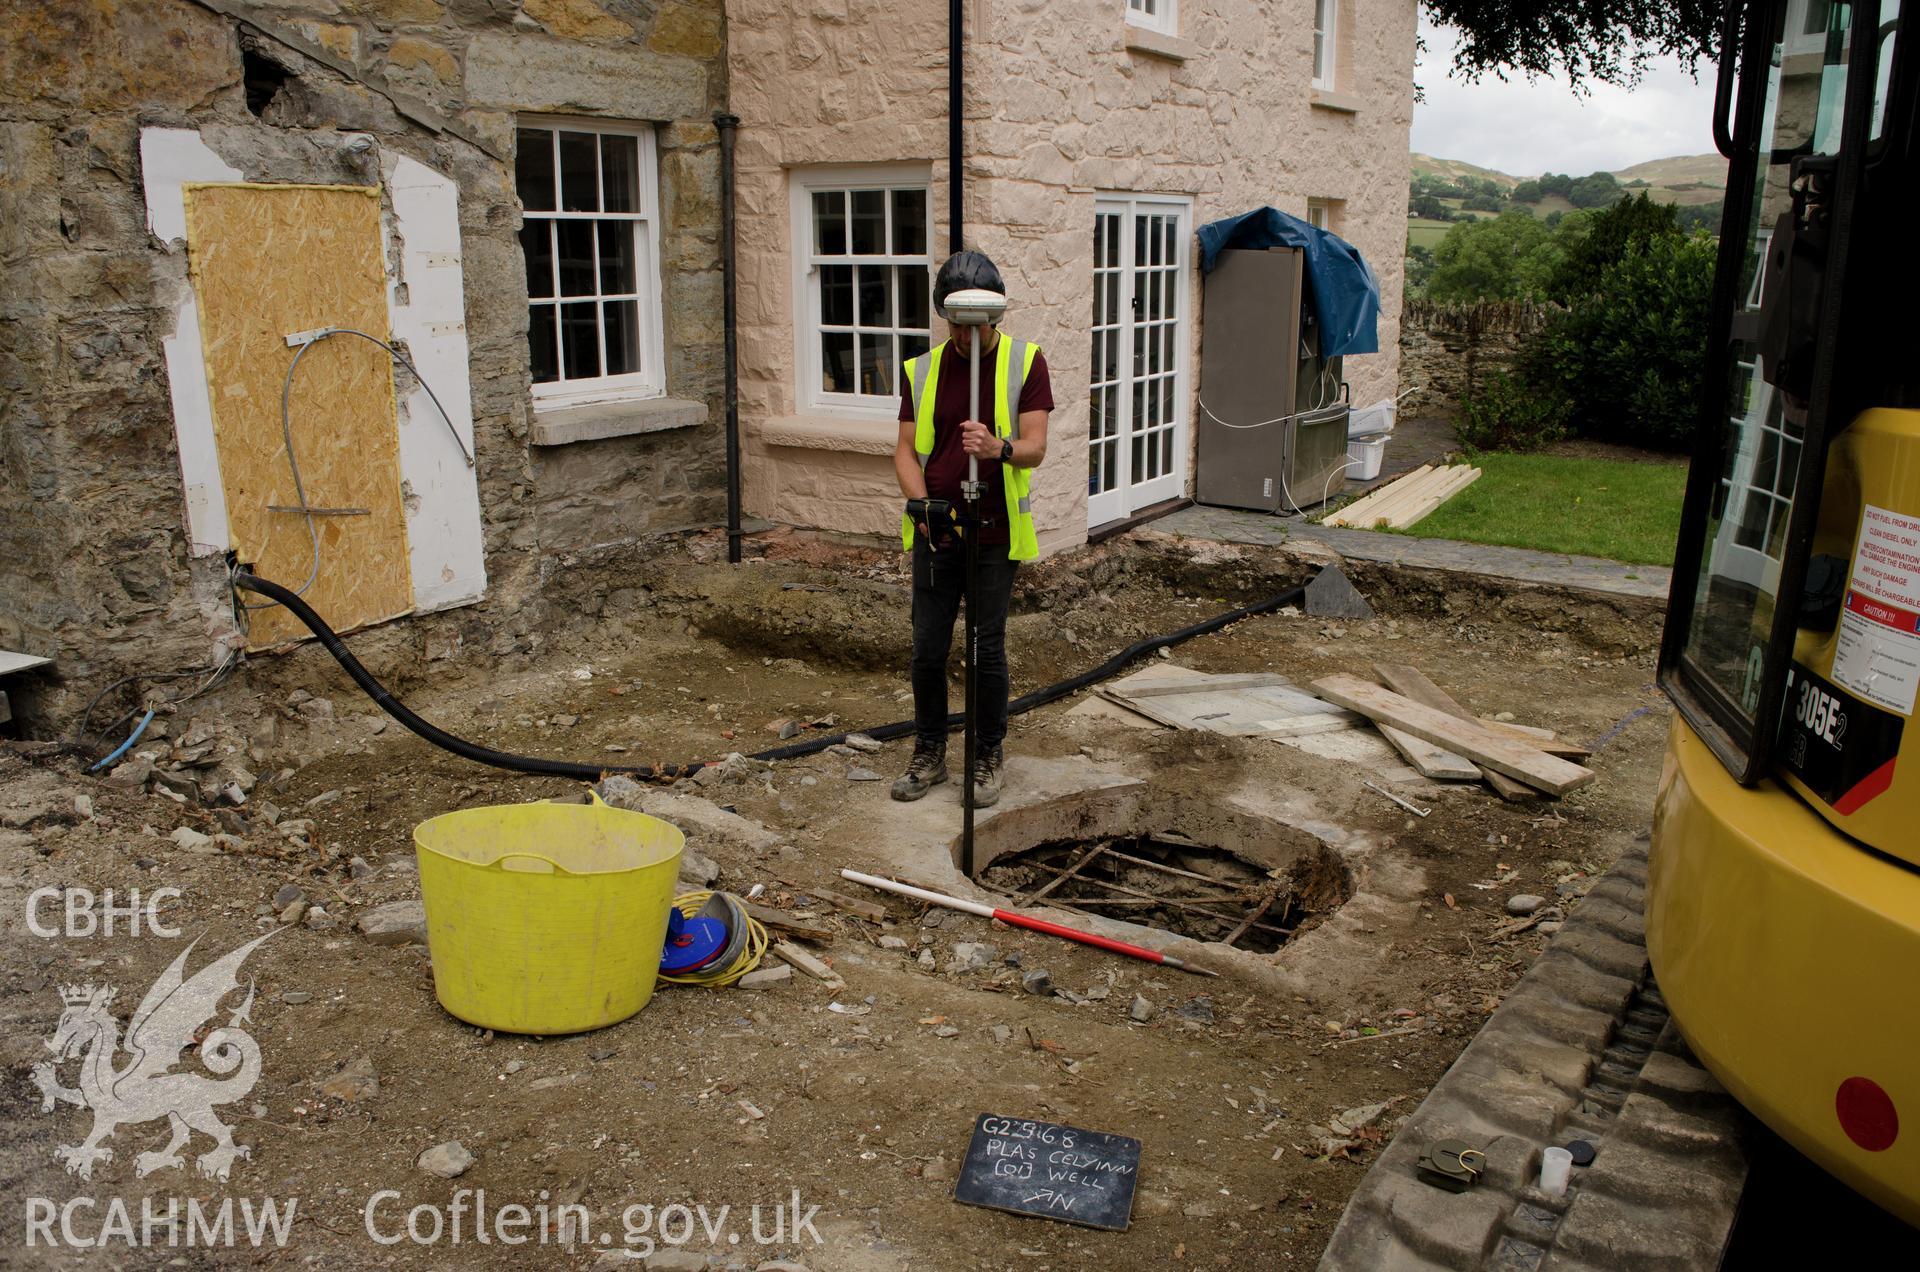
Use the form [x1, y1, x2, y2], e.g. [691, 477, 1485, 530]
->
[1649, 0, 1920, 1226]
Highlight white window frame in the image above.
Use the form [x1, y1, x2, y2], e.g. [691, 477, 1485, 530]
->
[517, 115, 667, 411]
[1125, 0, 1178, 36]
[1313, 0, 1339, 90]
[1306, 199, 1331, 231]
[789, 163, 934, 421]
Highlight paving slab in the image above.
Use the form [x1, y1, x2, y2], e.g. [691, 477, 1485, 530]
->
[1161, 505, 1670, 601]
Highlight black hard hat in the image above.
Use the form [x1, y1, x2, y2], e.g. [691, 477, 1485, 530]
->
[933, 251, 1005, 319]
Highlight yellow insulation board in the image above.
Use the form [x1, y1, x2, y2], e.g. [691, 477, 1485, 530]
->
[183, 182, 413, 649]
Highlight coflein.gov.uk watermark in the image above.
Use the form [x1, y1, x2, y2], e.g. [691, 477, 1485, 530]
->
[26, 1189, 823, 1253]
[365, 1188, 823, 1253]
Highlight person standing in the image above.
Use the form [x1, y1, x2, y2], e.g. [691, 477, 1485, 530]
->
[890, 251, 1053, 807]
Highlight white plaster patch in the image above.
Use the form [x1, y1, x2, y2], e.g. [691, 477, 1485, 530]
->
[140, 128, 243, 557]
[381, 152, 488, 613]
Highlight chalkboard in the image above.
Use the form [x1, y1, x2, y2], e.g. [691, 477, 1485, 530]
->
[953, 1113, 1141, 1231]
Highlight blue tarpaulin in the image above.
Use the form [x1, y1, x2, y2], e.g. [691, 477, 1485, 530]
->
[1195, 208, 1381, 357]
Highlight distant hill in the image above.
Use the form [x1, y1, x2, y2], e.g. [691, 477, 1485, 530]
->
[1411, 152, 1726, 208]
[1407, 154, 1522, 190]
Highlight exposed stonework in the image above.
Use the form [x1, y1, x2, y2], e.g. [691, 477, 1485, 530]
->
[521, 0, 635, 44]
[1399, 298, 1554, 419]
[730, 0, 1418, 553]
[385, 34, 459, 86]
[1, 0, 726, 731]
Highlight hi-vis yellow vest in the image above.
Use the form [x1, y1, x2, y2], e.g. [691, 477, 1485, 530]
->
[901, 335, 1042, 560]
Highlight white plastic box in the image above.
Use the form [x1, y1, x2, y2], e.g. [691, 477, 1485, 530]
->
[1346, 436, 1386, 482]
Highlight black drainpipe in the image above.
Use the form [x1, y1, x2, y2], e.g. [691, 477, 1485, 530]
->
[949, 0, 963, 252]
[715, 111, 743, 565]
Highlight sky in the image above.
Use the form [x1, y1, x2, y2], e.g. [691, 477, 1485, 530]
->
[1409, 15, 1721, 176]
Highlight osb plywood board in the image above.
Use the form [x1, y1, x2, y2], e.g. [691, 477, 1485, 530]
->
[184, 183, 413, 649]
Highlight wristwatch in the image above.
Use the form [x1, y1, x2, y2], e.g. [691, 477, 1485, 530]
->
[1000, 438, 1014, 462]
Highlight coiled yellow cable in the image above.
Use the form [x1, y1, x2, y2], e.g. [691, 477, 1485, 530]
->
[657, 890, 769, 987]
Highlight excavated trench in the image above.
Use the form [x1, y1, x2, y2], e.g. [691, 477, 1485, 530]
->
[960, 787, 1354, 956]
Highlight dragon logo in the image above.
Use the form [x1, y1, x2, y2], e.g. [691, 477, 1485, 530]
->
[30, 932, 275, 1182]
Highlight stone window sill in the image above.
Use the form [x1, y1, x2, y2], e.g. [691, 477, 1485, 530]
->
[758, 414, 898, 456]
[1310, 88, 1363, 115]
[1124, 24, 1198, 62]
[529, 396, 708, 446]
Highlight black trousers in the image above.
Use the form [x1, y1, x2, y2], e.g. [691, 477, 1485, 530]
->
[911, 542, 1019, 753]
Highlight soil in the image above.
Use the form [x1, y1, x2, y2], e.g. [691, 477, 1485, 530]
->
[1544, 438, 1690, 467]
[0, 531, 1672, 1269]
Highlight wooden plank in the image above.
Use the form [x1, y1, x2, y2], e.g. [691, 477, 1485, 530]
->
[1375, 663, 1535, 801]
[1366, 465, 1466, 529]
[772, 941, 842, 985]
[1325, 464, 1434, 527]
[184, 183, 413, 648]
[1310, 674, 1597, 796]
[1329, 467, 1437, 528]
[744, 904, 834, 942]
[0, 651, 52, 676]
[1375, 723, 1483, 781]
[1025, 843, 1110, 902]
[1472, 717, 1592, 758]
[1395, 465, 1481, 528]
[771, 875, 889, 923]
[805, 886, 889, 923]
[1354, 466, 1460, 528]
[1323, 466, 1426, 527]
[1391, 466, 1482, 529]
[1480, 717, 1555, 739]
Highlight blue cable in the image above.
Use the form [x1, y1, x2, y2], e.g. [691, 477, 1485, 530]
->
[90, 708, 156, 773]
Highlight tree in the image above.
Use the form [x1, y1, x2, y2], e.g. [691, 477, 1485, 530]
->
[1568, 172, 1623, 208]
[1405, 244, 1437, 296]
[1548, 192, 1680, 300]
[1511, 179, 1546, 203]
[1410, 191, 1450, 220]
[1524, 232, 1716, 449]
[1425, 211, 1554, 302]
[1424, 1, 1722, 88]
[1675, 200, 1724, 234]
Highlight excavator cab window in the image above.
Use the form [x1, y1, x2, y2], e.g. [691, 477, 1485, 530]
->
[1659, 0, 1910, 781]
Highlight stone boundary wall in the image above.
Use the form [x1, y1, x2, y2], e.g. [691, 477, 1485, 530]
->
[1399, 298, 1556, 419]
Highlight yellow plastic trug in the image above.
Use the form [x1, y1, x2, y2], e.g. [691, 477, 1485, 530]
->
[413, 799, 683, 1034]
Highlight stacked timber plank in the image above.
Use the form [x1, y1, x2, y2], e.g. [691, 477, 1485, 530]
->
[1323, 463, 1481, 529]
[1312, 670, 1595, 799]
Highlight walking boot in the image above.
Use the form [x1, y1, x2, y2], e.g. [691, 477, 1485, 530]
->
[970, 746, 1005, 808]
[889, 741, 948, 802]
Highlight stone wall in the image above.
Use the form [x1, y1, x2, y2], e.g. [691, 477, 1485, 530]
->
[1398, 299, 1555, 418]
[729, 0, 1418, 551]
[0, 0, 726, 729]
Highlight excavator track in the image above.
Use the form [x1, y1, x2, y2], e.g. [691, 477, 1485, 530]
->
[1318, 840, 1749, 1269]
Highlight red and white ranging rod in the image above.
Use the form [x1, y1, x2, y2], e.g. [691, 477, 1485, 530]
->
[839, 868, 1219, 976]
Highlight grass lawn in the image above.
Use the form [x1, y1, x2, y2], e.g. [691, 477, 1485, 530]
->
[1407, 219, 1451, 250]
[1384, 451, 1688, 566]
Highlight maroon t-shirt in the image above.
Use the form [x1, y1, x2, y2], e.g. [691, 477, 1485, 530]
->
[898, 339, 1054, 548]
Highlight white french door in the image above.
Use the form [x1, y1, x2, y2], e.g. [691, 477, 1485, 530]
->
[1089, 196, 1190, 528]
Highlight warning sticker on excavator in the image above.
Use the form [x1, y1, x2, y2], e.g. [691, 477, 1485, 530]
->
[1832, 504, 1920, 716]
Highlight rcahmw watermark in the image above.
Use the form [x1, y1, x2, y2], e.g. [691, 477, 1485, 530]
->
[25, 1195, 296, 1248]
